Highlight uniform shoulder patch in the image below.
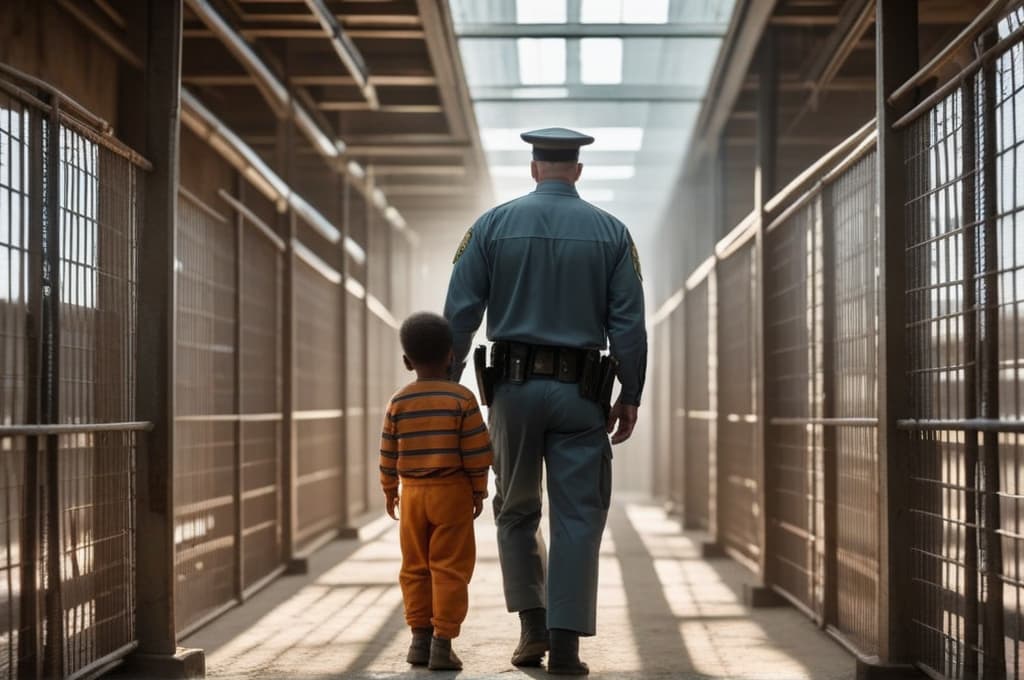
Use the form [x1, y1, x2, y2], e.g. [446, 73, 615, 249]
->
[453, 228, 473, 264]
[629, 236, 643, 281]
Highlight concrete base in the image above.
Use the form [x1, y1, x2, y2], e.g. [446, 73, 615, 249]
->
[121, 647, 205, 679]
[855, 657, 924, 679]
[700, 541, 728, 558]
[285, 556, 310, 575]
[743, 584, 787, 608]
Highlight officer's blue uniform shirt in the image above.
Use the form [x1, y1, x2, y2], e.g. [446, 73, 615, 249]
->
[444, 180, 647, 405]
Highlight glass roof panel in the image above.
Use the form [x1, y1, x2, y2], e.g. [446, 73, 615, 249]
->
[450, 0, 736, 253]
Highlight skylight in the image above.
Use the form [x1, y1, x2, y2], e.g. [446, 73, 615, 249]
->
[481, 127, 644, 152]
[581, 0, 670, 24]
[581, 38, 623, 84]
[517, 38, 566, 85]
[516, 0, 567, 24]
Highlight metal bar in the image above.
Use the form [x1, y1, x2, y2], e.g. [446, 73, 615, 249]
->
[217, 189, 286, 252]
[41, 93, 64, 680]
[134, 0, 183, 658]
[19, 80, 45, 680]
[875, 0, 918, 664]
[765, 134, 878, 235]
[455, 21, 728, 38]
[978, 28, 1005, 677]
[959, 74, 981, 678]
[183, 0, 346, 158]
[469, 83, 706, 103]
[764, 120, 876, 215]
[821, 181, 839, 630]
[337, 173, 351, 528]
[302, 0, 379, 109]
[897, 419, 1024, 433]
[770, 417, 880, 428]
[292, 239, 343, 284]
[893, 19, 1024, 130]
[754, 27, 776, 583]
[713, 211, 758, 260]
[887, 0, 1015, 105]
[0, 422, 154, 436]
[278, 113, 298, 564]
[233, 178, 245, 602]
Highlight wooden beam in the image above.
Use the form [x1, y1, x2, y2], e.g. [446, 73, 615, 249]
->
[317, 101, 442, 113]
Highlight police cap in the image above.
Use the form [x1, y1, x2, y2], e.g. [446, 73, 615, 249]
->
[520, 127, 595, 162]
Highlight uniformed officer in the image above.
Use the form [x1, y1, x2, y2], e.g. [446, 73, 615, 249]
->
[444, 127, 646, 675]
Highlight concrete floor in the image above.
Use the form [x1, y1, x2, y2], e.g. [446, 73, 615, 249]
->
[183, 499, 856, 679]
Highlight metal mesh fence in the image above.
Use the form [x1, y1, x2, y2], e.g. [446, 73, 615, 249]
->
[239, 222, 283, 592]
[173, 192, 238, 634]
[684, 277, 713, 530]
[1, 88, 34, 680]
[652, 320, 672, 502]
[293, 251, 345, 548]
[764, 198, 825, 617]
[346, 288, 367, 521]
[669, 305, 686, 510]
[0, 74, 145, 678]
[828, 150, 880, 655]
[716, 240, 761, 567]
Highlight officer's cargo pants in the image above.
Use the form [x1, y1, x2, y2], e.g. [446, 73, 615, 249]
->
[489, 380, 612, 636]
[398, 476, 476, 639]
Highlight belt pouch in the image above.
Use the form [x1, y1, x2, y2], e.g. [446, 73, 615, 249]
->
[508, 343, 529, 384]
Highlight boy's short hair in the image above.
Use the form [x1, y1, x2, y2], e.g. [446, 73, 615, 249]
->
[400, 312, 453, 365]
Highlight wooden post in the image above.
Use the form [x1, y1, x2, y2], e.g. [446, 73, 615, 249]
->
[870, 1, 919, 675]
[130, 0, 204, 675]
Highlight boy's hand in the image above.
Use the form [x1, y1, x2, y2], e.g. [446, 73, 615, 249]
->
[473, 495, 484, 519]
[385, 490, 400, 520]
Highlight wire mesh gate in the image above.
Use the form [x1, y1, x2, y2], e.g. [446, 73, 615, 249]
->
[0, 72, 149, 679]
[897, 11, 1024, 676]
[761, 145, 881, 654]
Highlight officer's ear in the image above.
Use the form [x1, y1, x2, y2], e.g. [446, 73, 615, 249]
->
[530, 161, 540, 182]
[403, 355, 414, 371]
[574, 163, 583, 182]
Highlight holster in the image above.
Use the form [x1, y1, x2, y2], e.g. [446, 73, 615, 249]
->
[474, 345, 497, 406]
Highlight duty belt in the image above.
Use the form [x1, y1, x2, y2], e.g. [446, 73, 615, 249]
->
[491, 341, 598, 384]
[473, 341, 618, 415]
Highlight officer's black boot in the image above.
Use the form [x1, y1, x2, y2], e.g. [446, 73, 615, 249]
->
[406, 627, 433, 666]
[428, 636, 463, 671]
[547, 628, 589, 676]
[511, 607, 550, 667]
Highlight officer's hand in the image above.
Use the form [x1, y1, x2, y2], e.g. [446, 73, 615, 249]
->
[385, 490, 400, 520]
[607, 401, 638, 445]
[472, 495, 484, 519]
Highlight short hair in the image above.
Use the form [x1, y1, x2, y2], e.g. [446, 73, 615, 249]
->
[400, 312, 453, 365]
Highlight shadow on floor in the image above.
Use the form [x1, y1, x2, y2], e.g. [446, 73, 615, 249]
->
[172, 501, 855, 680]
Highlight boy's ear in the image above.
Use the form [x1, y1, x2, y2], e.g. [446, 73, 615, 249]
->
[403, 355, 414, 371]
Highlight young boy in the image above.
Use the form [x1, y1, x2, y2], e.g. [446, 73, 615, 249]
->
[380, 312, 493, 671]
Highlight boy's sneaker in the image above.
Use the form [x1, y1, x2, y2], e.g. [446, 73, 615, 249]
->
[407, 627, 433, 666]
[428, 636, 463, 671]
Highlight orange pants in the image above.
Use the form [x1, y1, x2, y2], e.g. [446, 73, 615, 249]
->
[399, 476, 476, 639]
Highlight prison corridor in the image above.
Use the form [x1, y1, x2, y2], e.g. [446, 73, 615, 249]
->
[180, 500, 855, 680]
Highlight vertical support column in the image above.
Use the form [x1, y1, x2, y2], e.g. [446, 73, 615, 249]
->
[821, 186, 838, 628]
[747, 28, 783, 607]
[978, 29, 1005, 680]
[336, 172, 352, 534]
[41, 95, 63, 680]
[871, 1, 918, 674]
[960, 75, 981, 679]
[131, 0, 204, 675]
[233, 178, 245, 600]
[20, 89, 44, 680]
[361, 174, 373, 518]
